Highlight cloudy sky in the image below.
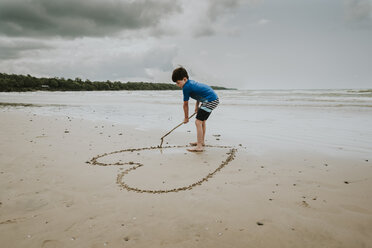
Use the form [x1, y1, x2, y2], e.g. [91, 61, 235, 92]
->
[0, 0, 371, 89]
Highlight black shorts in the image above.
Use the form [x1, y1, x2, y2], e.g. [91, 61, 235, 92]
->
[196, 98, 219, 121]
[196, 108, 211, 121]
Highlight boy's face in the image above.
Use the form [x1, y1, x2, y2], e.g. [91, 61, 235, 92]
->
[175, 77, 187, 88]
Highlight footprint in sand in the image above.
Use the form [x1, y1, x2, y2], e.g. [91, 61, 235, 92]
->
[300, 200, 310, 207]
[41, 239, 64, 248]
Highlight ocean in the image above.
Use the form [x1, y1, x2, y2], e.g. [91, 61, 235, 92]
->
[1, 89, 371, 157]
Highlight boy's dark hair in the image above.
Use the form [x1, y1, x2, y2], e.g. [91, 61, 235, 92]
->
[172, 67, 189, 82]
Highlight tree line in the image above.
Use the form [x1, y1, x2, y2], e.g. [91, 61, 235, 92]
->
[0, 72, 234, 92]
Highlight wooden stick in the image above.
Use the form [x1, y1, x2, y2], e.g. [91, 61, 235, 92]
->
[159, 112, 197, 147]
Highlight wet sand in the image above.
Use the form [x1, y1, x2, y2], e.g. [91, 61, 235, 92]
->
[0, 109, 371, 248]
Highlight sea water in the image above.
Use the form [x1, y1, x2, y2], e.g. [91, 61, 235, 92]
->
[1, 89, 371, 157]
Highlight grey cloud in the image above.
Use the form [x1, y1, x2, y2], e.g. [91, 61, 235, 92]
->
[207, 0, 241, 22]
[344, 0, 372, 27]
[193, 26, 216, 38]
[193, 0, 243, 37]
[98, 46, 177, 81]
[0, 0, 181, 38]
[0, 38, 51, 60]
[6, 43, 179, 82]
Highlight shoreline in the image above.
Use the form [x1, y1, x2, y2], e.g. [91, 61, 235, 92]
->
[1, 103, 370, 159]
[0, 108, 371, 247]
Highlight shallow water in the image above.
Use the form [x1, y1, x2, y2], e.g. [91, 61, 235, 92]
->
[1, 89, 371, 157]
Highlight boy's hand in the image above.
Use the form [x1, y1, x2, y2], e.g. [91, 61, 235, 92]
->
[183, 118, 189, 124]
[195, 107, 199, 113]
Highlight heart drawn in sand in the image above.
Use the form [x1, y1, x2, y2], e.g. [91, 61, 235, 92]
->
[86, 145, 237, 194]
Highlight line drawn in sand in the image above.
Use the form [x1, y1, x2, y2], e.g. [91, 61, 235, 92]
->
[86, 145, 237, 194]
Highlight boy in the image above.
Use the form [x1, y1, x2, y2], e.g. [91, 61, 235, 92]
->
[172, 67, 219, 152]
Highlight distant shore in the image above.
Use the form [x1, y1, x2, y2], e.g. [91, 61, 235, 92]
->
[0, 72, 236, 92]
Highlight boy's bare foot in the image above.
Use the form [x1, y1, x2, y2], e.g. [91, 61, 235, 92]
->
[187, 147, 204, 152]
[189, 142, 205, 146]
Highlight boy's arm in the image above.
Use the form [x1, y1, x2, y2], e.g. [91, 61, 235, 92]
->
[183, 101, 189, 123]
[195, 101, 200, 113]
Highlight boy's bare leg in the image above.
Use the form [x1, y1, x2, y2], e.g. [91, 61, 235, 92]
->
[187, 119, 204, 152]
[190, 120, 206, 146]
[202, 120, 206, 142]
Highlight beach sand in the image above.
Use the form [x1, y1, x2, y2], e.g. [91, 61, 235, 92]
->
[0, 109, 371, 248]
